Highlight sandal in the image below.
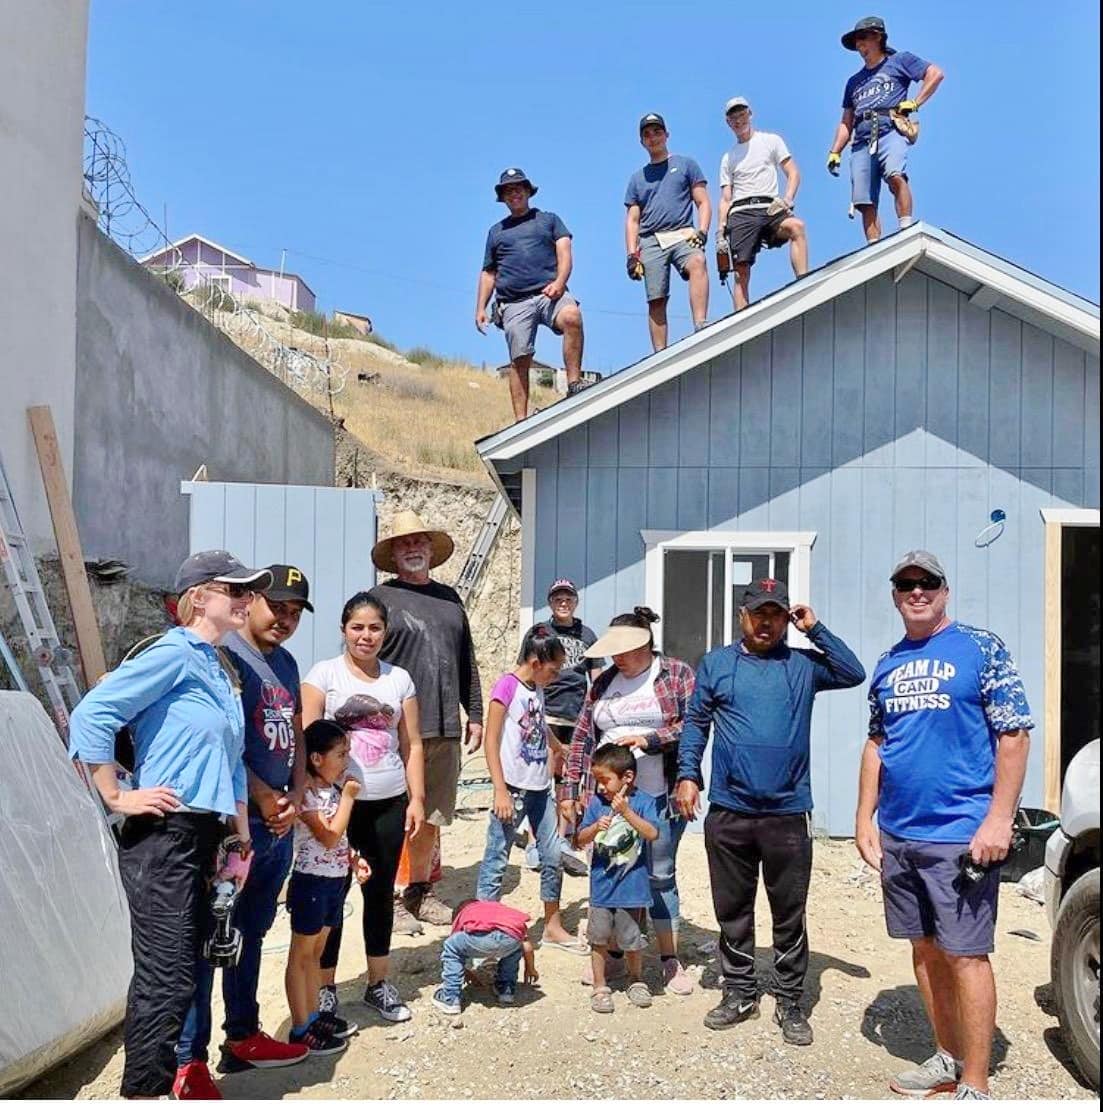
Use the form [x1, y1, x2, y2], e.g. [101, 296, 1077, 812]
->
[541, 938, 591, 956]
[626, 981, 653, 1008]
[590, 988, 615, 1014]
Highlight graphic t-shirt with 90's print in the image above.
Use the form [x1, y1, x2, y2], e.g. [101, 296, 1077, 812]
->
[491, 673, 551, 791]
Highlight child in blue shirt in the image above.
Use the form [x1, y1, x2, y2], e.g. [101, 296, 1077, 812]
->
[576, 744, 659, 1013]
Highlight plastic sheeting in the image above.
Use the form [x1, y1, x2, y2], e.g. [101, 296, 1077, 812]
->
[0, 692, 132, 1096]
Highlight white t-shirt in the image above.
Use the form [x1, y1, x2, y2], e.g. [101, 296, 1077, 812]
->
[592, 657, 667, 796]
[293, 781, 350, 878]
[303, 657, 415, 800]
[490, 673, 551, 791]
[719, 131, 791, 208]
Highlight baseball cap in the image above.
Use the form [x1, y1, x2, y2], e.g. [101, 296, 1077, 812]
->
[174, 550, 273, 595]
[639, 112, 667, 133]
[724, 96, 751, 115]
[741, 578, 791, 612]
[494, 167, 538, 200]
[547, 577, 579, 600]
[264, 564, 314, 612]
[890, 550, 948, 583]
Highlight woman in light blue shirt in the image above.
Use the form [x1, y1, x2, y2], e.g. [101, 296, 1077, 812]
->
[69, 550, 271, 1100]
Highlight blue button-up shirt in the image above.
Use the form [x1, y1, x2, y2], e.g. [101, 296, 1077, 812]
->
[69, 627, 246, 817]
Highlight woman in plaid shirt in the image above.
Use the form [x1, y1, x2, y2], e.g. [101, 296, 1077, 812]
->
[558, 607, 696, 995]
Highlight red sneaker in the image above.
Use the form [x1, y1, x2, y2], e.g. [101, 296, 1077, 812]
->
[221, 1030, 309, 1070]
[172, 1061, 223, 1100]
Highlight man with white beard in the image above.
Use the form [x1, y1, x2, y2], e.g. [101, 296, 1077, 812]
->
[368, 511, 484, 927]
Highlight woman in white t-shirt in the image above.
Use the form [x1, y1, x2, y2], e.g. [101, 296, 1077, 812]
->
[561, 607, 697, 995]
[475, 625, 587, 954]
[302, 592, 426, 1024]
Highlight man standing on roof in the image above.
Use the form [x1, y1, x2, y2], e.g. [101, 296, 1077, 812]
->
[477, 168, 586, 423]
[827, 16, 944, 243]
[716, 97, 808, 312]
[625, 113, 711, 351]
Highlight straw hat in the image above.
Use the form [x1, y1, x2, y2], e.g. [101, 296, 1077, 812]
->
[371, 509, 455, 574]
[584, 624, 652, 658]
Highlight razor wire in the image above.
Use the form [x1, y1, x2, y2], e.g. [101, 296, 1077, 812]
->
[82, 116, 347, 398]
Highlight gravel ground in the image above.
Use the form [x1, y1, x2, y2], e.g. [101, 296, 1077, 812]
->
[24, 814, 1096, 1101]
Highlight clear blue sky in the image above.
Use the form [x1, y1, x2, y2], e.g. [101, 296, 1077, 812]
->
[87, 1, 1100, 374]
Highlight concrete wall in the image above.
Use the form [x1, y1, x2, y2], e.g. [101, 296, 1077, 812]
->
[0, 0, 89, 547]
[73, 214, 336, 588]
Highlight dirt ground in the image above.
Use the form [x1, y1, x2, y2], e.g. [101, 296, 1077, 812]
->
[25, 814, 1095, 1101]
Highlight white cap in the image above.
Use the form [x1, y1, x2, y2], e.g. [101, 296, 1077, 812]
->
[724, 96, 751, 115]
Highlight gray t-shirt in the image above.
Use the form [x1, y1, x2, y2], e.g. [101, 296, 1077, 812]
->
[624, 154, 706, 236]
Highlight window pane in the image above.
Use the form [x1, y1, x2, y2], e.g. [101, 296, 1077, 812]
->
[663, 550, 719, 668]
[732, 553, 771, 617]
[774, 550, 791, 587]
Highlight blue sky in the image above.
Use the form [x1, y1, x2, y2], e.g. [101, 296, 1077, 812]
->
[87, 1, 1100, 373]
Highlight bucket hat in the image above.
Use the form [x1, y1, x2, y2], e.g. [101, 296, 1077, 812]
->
[495, 167, 538, 200]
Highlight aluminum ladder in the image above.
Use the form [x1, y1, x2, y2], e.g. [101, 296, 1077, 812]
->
[454, 492, 510, 604]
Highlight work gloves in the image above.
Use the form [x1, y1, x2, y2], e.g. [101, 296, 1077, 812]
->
[686, 228, 708, 250]
[896, 99, 918, 115]
[826, 151, 842, 176]
[626, 253, 644, 280]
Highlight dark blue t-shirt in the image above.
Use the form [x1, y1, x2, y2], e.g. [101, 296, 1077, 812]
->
[843, 51, 930, 147]
[482, 208, 571, 302]
[582, 789, 660, 909]
[224, 632, 301, 795]
[624, 155, 706, 236]
[868, 622, 1033, 843]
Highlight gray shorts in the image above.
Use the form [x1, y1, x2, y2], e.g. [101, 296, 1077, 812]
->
[587, 907, 646, 952]
[499, 291, 578, 363]
[880, 831, 999, 955]
[639, 233, 703, 302]
[423, 736, 461, 827]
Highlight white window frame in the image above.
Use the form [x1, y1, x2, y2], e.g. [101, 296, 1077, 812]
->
[641, 529, 818, 652]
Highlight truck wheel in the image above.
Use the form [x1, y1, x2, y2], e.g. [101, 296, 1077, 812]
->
[1052, 867, 1100, 1090]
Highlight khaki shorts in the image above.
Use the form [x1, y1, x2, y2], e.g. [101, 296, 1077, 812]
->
[423, 736, 462, 826]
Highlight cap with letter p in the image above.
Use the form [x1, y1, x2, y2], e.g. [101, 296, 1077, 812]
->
[890, 550, 947, 584]
[264, 563, 314, 612]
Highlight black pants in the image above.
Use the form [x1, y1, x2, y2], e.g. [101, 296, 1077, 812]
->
[116, 812, 222, 1098]
[322, 793, 408, 966]
[703, 808, 813, 1002]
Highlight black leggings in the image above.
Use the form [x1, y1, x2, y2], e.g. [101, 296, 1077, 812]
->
[321, 793, 408, 967]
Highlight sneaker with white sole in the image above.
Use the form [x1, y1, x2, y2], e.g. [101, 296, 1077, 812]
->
[364, 979, 412, 1023]
[954, 1083, 991, 1100]
[431, 988, 461, 1015]
[662, 957, 695, 995]
[295, 1019, 347, 1057]
[889, 1050, 962, 1097]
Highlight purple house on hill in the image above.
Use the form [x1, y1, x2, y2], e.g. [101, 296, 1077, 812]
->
[140, 234, 316, 313]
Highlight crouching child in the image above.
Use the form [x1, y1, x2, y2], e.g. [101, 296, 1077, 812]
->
[432, 899, 538, 1014]
[576, 744, 660, 1013]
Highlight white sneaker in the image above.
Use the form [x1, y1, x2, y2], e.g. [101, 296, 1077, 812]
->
[890, 1050, 961, 1097]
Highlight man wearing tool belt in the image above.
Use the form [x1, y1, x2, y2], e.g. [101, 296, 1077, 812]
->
[826, 16, 944, 243]
[716, 97, 808, 311]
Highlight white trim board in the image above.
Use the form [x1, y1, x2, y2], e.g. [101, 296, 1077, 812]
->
[1039, 508, 1100, 526]
[518, 468, 537, 638]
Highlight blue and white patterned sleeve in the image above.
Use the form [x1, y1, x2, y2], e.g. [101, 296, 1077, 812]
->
[866, 652, 889, 738]
[976, 629, 1035, 735]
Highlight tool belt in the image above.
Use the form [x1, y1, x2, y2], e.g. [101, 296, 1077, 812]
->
[862, 106, 919, 153]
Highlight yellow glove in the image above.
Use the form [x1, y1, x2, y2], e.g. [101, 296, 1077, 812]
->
[896, 100, 918, 115]
[826, 151, 842, 176]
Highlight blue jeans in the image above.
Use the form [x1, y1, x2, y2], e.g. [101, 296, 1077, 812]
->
[177, 816, 293, 1063]
[476, 787, 562, 904]
[440, 929, 523, 1001]
[645, 792, 686, 929]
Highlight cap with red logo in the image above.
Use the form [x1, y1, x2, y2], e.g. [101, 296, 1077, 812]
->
[546, 577, 579, 600]
[741, 578, 790, 612]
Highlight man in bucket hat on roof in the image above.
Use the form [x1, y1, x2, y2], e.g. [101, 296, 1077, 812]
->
[476, 168, 586, 422]
[367, 511, 483, 927]
[826, 16, 944, 243]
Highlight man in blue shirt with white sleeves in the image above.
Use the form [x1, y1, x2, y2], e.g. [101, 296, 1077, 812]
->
[675, 579, 865, 1046]
[857, 551, 1032, 1101]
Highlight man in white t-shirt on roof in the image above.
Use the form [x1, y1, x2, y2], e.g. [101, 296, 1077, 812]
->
[716, 96, 808, 311]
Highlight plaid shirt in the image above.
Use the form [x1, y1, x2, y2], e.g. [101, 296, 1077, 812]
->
[558, 653, 696, 807]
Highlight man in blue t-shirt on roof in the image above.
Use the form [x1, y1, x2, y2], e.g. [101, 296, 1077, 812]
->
[858, 550, 1032, 1101]
[476, 167, 586, 422]
[625, 113, 711, 351]
[826, 16, 944, 243]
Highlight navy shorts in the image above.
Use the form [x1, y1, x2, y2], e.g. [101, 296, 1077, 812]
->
[287, 871, 347, 936]
[880, 831, 999, 955]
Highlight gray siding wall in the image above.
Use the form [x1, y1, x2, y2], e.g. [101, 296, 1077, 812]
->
[73, 215, 335, 588]
[523, 271, 1100, 833]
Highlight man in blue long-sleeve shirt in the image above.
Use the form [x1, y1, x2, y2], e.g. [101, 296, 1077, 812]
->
[675, 578, 865, 1045]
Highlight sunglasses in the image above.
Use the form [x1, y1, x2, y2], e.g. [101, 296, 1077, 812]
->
[206, 582, 256, 600]
[892, 575, 944, 592]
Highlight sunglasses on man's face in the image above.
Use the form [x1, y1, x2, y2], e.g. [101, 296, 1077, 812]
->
[892, 576, 944, 593]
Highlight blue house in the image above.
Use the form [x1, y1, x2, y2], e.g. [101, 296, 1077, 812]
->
[477, 224, 1100, 835]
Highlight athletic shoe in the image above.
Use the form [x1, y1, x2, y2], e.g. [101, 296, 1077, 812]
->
[494, 984, 516, 1005]
[566, 380, 591, 397]
[318, 983, 339, 1014]
[216, 1030, 308, 1072]
[172, 1060, 222, 1100]
[703, 990, 760, 1031]
[889, 1050, 961, 1097]
[392, 893, 424, 936]
[954, 1084, 991, 1100]
[774, 999, 814, 1045]
[431, 988, 462, 1015]
[296, 1019, 347, 1057]
[661, 957, 695, 995]
[626, 981, 653, 1008]
[313, 1011, 359, 1040]
[404, 883, 453, 926]
[364, 979, 412, 1023]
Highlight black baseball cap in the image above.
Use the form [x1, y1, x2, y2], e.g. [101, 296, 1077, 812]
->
[174, 550, 273, 594]
[841, 15, 895, 52]
[741, 578, 791, 612]
[547, 577, 579, 600]
[639, 112, 667, 133]
[494, 167, 538, 200]
[264, 564, 314, 612]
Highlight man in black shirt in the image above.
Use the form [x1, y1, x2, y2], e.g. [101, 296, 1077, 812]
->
[369, 510, 483, 927]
